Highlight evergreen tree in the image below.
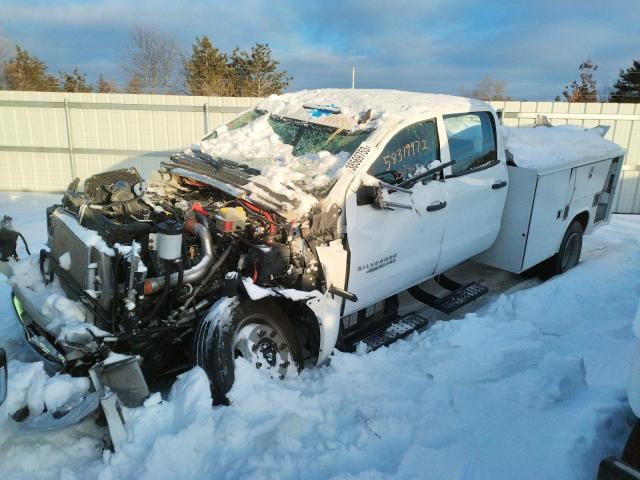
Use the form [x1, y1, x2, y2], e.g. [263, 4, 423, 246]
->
[59, 68, 92, 92]
[3, 45, 58, 91]
[610, 59, 640, 103]
[562, 59, 598, 102]
[183, 36, 232, 96]
[230, 43, 291, 96]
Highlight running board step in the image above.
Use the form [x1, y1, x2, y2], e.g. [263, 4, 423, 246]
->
[358, 313, 430, 352]
[408, 281, 488, 315]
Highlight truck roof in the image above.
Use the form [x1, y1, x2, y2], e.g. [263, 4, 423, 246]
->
[258, 89, 490, 131]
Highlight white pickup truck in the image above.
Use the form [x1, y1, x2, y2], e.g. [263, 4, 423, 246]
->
[0, 89, 626, 442]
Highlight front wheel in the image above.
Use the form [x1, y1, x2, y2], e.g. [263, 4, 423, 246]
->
[193, 297, 303, 404]
[538, 220, 583, 279]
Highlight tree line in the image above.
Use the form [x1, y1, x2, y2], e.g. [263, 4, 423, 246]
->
[0, 27, 291, 96]
[461, 57, 639, 103]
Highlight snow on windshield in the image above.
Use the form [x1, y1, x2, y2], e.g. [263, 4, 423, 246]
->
[198, 113, 368, 215]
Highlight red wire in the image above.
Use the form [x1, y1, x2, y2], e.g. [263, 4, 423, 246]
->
[240, 200, 276, 236]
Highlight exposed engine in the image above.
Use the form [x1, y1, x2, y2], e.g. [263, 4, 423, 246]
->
[43, 167, 323, 378]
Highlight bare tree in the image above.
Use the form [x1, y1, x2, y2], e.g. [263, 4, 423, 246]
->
[123, 26, 180, 94]
[96, 74, 118, 93]
[125, 74, 142, 94]
[462, 76, 510, 101]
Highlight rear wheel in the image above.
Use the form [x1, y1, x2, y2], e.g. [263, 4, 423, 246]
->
[538, 220, 583, 279]
[193, 297, 302, 404]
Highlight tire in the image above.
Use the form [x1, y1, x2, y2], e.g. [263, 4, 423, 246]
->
[538, 220, 583, 279]
[193, 296, 303, 405]
[623, 419, 640, 468]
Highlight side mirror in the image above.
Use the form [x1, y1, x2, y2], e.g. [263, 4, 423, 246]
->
[0, 348, 7, 406]
[356, 185, 378, 207]
[356, 183, 413, 211]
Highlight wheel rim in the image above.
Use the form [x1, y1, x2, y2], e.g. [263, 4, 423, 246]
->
[560, 232, 580, 271]
[233, 321, 295, 380]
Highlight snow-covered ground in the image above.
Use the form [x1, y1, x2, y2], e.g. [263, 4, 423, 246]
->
[0, 191, 639, 480]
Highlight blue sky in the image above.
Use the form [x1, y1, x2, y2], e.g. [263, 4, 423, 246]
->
[1, 0, 638, 99]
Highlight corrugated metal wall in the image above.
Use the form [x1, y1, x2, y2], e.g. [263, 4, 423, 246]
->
[0, 91, 261, 191]
[490, 100, 640, 214]
[0, 91, 638, 213]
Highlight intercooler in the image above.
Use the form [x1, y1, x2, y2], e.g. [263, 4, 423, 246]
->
[49, 209, 114, 311]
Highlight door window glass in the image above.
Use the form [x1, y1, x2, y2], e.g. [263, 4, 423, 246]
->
[443, 112, 497, 175]
[368, 120, 439, 184]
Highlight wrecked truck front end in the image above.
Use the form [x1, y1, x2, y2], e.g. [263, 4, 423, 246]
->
[0, 163, 332, 445]
[0, 99, 375, 444]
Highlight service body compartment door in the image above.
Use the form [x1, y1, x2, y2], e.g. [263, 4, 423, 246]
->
[344, 119, 447, 316]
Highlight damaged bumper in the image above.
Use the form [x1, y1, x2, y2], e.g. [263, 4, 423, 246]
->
[6, 287, 150, 448]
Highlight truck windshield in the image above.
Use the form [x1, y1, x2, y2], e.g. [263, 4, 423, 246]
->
[203, 109, 373, 158]
[268, 115, 373, 157]
[202, 109, 267, 140]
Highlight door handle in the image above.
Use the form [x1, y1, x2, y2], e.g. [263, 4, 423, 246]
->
[426, 200, 447, 212]
[492, 180, 507, 190]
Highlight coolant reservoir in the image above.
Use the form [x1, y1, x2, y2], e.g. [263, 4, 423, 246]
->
[156, 219, 183, 260]
[215, 207, 247, 233]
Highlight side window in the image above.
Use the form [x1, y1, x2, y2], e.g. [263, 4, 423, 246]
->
[368, 120, 439, 184]
[443, 112, 497, 175]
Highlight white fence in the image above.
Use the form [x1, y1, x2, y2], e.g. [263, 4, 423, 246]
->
[0, 92, 638, 213]
[0, 91, 261, 192]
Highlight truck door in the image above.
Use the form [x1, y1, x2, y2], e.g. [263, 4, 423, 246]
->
[343, 119, 448, 316]
[436, 111, 508, 272]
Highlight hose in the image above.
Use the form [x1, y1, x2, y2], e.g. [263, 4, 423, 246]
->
[17, 232, 31, 256]
[142, 260, 172, 323]
[182, 244, 233, 309]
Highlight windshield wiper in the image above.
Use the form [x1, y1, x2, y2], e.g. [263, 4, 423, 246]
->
[192, 150, 261, 176]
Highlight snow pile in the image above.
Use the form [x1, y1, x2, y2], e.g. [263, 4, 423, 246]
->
[503, 125, 625, 173]
[0, 361, 90, 417]
[9, 256, 107, 342]
[0, 192, 639, 480]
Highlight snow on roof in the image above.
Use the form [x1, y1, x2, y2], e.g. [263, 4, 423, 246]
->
[503, 125, 625, 174]
[258, 88, 489, 130]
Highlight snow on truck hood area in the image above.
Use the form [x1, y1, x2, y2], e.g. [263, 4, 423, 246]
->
[0, 192, 639, 479]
